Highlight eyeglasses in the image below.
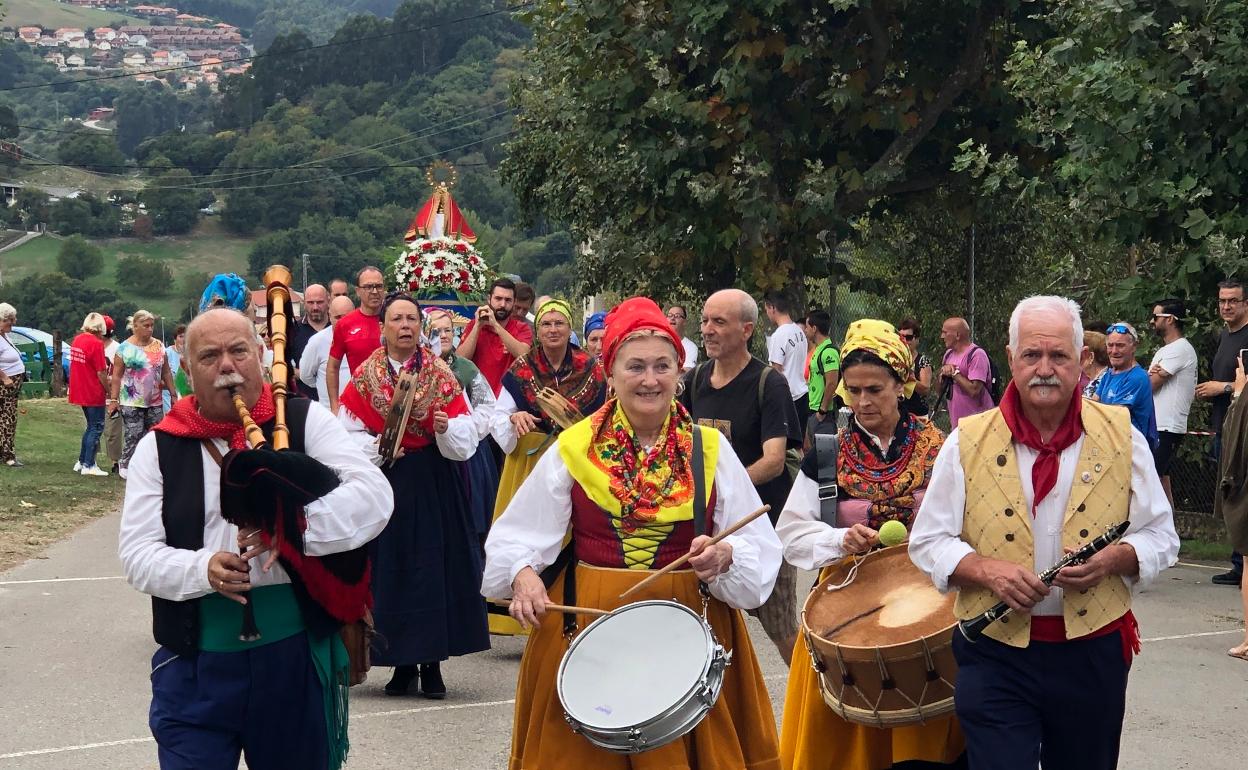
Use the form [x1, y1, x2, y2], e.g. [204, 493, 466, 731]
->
[1219, 298, 1244, 306]
[359, 284, 386, 293]
[1105, 323, 1137, 339]
[898, 332, 915, 340]
[666, 312, 686, 320]
[1150, 313, 1174, 321]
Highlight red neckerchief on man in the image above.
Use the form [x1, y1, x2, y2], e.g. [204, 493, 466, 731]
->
[154, 383, 275, 447]
[997, 380, 1083, 516]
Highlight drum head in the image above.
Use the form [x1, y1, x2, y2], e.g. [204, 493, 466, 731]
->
[805, 545, 955, 648]
[559, 601, 710, 730]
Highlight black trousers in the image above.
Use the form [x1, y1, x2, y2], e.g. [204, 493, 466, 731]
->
[952, 629, 1129, 770]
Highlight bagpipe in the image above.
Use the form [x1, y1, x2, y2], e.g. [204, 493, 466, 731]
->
[957, 520, 1130, 642]
[219, 265, 374, 683]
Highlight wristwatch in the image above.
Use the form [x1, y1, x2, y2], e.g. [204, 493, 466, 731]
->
[1225, 383, 1234, 395]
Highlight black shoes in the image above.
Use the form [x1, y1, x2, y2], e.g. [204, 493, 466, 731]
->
[384, 665, 418, 696]
[1212, 570, 1243, 586]
[383, 663, 446, 698]
[419, 662, 446, 700]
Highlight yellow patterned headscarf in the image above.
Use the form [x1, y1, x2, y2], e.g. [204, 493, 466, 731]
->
[535, 298, 574, 325]
[835, 319, 917, 401]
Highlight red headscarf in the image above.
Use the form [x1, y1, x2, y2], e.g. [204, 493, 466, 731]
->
[601, 297, 685, 372]
[997, 380, 1083, 516]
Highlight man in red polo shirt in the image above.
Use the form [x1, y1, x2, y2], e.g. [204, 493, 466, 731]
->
[457, 278, 533, 394]
[326, 265, 385, 414]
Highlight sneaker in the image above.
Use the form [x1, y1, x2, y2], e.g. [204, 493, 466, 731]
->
[81, 465, 108, 477]
[118, 466, 128, 480]
[1212, 570, 1242, 586]
[5, 459, 23, 468]
[73, 461, 82, 472]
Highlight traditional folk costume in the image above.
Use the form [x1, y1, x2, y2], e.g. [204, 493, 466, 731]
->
[483, 296, 783, 770]
[339, 346, 490, 691]
[118, 387, 393, 769]
[910, 381, 1179, 770]
[776, 320, 965, 770]
[444, 348, 507, 538]
[488, 299, 607, 635]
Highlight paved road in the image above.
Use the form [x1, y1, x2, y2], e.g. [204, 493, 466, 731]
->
[1, 510, 1246, 769]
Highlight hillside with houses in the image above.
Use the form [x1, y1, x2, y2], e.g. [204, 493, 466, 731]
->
[4, 2, 252, 91]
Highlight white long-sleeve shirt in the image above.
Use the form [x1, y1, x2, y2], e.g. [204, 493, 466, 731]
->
[299, 325, 351, 404]
[482, 434, 783, 610]
[908, 426, 1179, 616]
[465, 371, 510, 445]
[118, 401, 394, 602]
[337, 358, 478, 463]
[776, 472, 855, 571]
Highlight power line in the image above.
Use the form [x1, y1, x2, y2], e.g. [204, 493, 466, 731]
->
[0, 2, 534, 93]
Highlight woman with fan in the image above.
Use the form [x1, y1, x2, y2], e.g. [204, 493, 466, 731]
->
[338, 292, 489, 698]
[487, 298, 607, 635]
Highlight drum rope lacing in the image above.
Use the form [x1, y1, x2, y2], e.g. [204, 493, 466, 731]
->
[821, 550, 875, 592]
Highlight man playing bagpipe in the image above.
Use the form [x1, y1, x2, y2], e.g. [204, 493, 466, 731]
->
[118, 308, 393, 770]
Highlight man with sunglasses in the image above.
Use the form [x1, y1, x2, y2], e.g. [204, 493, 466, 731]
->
[1095, 322, 1157, 448]
[326, 266, 386, 415]
[1197, 279, 1248, 584]
[1147, 299, 1197, 508]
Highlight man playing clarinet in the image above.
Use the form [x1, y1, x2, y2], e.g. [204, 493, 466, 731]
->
[909, 295, 1178, 770]
[118, 308, 393, 770]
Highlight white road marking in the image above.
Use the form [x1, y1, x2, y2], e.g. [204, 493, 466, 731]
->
[0, 737, 153, 759]
[355, 698, 516, 720]
[1143, 629, 1240, 643]
[0, 576, 124, 586]
[1176, 562, 1227, 571]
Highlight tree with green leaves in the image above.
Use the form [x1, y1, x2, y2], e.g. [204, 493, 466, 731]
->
[116, 255, 175, 296]
[960, 0, 1248, 326]
[140, 169, 201, 235]
[57, 131, 126, 172]
[502, 0, 1029, 297]
[56, 236, 106, 281]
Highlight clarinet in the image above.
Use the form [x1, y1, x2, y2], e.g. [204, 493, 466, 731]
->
[957, 520, 1131, 642]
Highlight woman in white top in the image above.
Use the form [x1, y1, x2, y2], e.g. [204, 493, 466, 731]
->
[0, 303, 27, 467]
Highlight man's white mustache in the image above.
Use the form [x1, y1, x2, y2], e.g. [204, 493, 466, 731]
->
[213, 372, 245, 390]
[1028, 375, 1061, 387]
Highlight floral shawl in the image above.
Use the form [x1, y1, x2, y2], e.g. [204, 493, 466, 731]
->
[502, 344, 606, 430]
[340, 346, 467, 451]
[837, 413, 944, 529]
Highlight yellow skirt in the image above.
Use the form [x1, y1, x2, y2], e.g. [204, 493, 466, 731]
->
[488, 431, 553, 637]
[778, 569, 965, 770]
[509, 564, 781, 770]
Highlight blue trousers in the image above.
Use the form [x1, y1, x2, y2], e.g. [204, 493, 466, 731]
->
[79, 406, 104, 467]
[149, 632, 327, 770]
[952, 630, 1128, 770]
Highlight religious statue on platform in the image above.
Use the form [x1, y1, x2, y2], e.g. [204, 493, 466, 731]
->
[404, 161, 477, 243]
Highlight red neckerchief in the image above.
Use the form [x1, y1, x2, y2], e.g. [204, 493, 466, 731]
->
[997, 380, 1083, 516]
[154, 384, 275, 449]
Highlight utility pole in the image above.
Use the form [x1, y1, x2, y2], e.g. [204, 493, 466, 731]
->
[301, 253, 309, 294]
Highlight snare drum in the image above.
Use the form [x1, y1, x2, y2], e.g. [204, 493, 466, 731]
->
[557, 600, 731, 754]
[801, 545, 958, 728]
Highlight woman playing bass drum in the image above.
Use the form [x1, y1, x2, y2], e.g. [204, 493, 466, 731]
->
[776, 320, 967, 770]
[483, 297, 782, 770]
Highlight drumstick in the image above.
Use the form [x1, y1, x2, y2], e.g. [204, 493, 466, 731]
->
[619, 504, 771, 599]
[490, 600, 611, 618]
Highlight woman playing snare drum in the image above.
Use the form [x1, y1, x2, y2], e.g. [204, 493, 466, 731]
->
[483, 297, 782, 770]
[776, 320, 966, 770]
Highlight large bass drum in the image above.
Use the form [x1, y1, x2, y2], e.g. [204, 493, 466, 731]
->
[801, 544, 958, 728]
[557, 600, 730, 754]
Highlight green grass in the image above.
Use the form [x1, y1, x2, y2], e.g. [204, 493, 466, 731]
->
[0, 0, 149, 29]
[0, 218, 255, 323]
[0, 398, 121, 570]
[1179, 538, 1235, 562]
